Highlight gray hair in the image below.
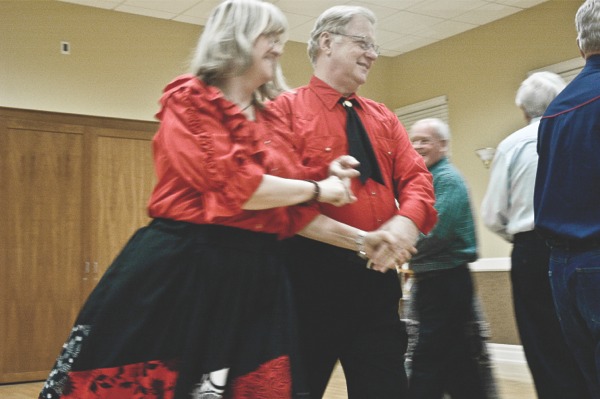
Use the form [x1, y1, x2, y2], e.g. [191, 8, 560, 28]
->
[307, 5, 376, 65]
[411, 118, 451, 142]
[515, 71, 566, 119]
[189, 0, 289, 101]
[576, 0, 600, 54]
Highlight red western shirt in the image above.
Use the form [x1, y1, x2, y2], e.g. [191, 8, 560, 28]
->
[271, 76, 437, 233]
[148, 75, 318, 238]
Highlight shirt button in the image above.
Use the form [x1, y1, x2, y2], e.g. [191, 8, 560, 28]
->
[325, 147, 332, 152]
[387, 151, 392, 155]
[371, 191, 377, 196]
[255, 224, 264, 229]
[264, 140, 272, 145]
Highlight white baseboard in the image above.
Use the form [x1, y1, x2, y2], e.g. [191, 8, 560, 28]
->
[469, 257, 511, 272]
[487, 343, 533, 383]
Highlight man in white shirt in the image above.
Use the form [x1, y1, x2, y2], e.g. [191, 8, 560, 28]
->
[482, 72, 589, 399]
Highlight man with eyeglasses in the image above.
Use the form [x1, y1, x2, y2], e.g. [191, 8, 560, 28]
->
[407, 118, 492, 399]
[271, 5, 437, 398]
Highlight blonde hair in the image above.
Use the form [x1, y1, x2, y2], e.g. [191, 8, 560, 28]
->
[189, 0, 289, 102]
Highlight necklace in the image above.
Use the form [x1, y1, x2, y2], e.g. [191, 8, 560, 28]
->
[240, 102, 253, 111]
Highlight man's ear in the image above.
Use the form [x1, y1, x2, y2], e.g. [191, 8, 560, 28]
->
[440, 139, 450, 153]
[577, 38, 586, 59]
[319, 31, 333, 54]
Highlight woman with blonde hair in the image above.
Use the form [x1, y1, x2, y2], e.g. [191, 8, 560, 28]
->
[38, 1, 398, 398]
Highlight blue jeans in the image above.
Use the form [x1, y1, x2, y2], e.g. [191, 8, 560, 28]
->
[549, 247, 600, 398]
[407, 265, 487, 399]
[511, 233, 589, 398]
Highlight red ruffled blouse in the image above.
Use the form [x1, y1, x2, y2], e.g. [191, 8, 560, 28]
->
[148, 75, 318, 238]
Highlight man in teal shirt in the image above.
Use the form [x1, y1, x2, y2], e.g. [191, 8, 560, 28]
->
[407, 118, 493, 398]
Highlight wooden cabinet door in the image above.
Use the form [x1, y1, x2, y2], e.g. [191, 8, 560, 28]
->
[0, 108, 158, 384]
[0, 118, 86, 383]
[84, 127, 155, 296]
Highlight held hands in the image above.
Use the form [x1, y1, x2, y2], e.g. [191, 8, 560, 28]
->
[364, 216, 420, 273]
[329, 155, 361, 180]
[316, 176, 357, 207]
[362, 230, 402, 273]
[327, 156, 420, 270]
[320, 155, 360, 207]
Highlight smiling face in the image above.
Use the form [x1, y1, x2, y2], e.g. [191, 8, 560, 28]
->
[317, 15, 379, 95]
[409, 121, 448, 168]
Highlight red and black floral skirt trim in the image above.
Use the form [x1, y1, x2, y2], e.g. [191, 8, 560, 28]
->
[42, 350, 291, 398]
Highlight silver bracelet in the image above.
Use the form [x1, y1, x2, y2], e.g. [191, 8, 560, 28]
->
[355, 231, 368, 259]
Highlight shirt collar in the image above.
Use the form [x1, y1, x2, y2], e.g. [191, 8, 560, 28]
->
[586, 53, 600, 67]
[529, 116, 542, 125]
[309, 75, 363, 111]
[429, 156, 449, 172]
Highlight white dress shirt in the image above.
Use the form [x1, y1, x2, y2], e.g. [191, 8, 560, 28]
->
[481, 117, 541, 242]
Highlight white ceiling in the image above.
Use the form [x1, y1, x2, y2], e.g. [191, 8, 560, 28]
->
[57, 0, 549, 57]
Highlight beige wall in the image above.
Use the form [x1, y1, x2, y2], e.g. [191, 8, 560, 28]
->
[0, 1, 397, 120]
[1, 0, 582, 260]
[1, 1, 200, 120]
[390, 0, 582, 258]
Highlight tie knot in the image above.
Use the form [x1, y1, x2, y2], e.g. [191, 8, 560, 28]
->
[339, 98, 355, 108]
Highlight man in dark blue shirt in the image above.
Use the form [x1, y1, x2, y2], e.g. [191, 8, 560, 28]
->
[534, 0, 600, 396]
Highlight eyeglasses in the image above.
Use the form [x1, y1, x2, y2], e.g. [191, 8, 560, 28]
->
[269, 37, 283, 50]
[330, 32, 380, 55]
[262, 33, 283, 50]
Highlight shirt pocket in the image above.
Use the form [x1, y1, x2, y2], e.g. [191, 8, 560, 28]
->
[371, 136, 398, 170]
[303, 135, 346, 167]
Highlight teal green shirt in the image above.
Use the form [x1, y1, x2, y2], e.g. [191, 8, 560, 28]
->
[410, 157, 477, 273]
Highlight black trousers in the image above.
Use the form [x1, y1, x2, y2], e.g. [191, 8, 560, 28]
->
[407, 265, 487, 399]
[511, 231, 590, 399]
[284, 236, 408, 399]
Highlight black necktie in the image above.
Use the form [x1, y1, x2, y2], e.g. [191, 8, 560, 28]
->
[340, 98, 384, 185]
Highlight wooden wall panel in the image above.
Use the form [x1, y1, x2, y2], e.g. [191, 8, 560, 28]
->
[0, 107, 157, 383]
[86, 129, 155, 292]
[473, 271, 519, 345]
[0, 119, 85, 382]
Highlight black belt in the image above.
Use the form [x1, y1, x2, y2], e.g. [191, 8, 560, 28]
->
[413, 263, 468, 280]
[287, 235, 370, 268]
[545, 236, 600, 252]
[150, 218, 278, 252]
[513, 230, 541, 242]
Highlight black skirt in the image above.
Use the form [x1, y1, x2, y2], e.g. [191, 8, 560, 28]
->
[39, 219, 308, 399]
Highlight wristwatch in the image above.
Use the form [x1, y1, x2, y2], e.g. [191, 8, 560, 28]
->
[355, 231, 368, 260]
